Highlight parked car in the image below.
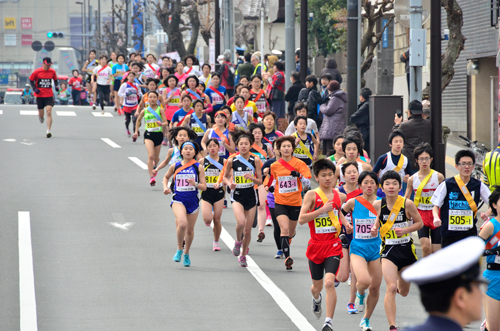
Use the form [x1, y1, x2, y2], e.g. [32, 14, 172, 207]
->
[3, 88, 23, 105]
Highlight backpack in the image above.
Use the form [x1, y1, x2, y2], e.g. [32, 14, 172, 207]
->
[224, 63, 235, 87]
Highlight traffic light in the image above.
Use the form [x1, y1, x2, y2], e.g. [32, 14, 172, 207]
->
[47, 32, 64, 38]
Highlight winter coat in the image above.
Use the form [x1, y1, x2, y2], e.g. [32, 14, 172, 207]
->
[350, 100, 370, 153]
[320, 59, 343, 84]
[319, 90, 348, 140]
[298, 86, 322, 126]
[393, 115, 432, 170]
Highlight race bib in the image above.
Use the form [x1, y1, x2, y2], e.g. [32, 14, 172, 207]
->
[38, 79, 52, 88]
[218, 144, 226, 156]
[145, 119, 161, 132]
[416, 191, 434, 210]
[384, 221, 410, 245]
[277, 176, 298, 194]
[126, 95, 137, 103]
[314, 212, 337, 234]
[169, 97, 180, 107]
[495, 255, 500, 264]
[256, 101, 266, 114]
[212, 94, 224, 105]
[191, 123, 205, 136]
[205, 168, 220, 188]
[234, 171, 253, 189]
[293, 147, 308, 159]
[448, 209, 473, 231]
[176, 174, 196, 192]
[355, 219, 376, 240]
[244, 107, 253, 118]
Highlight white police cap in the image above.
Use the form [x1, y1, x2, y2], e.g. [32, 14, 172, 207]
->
[402, 237, 484, 286]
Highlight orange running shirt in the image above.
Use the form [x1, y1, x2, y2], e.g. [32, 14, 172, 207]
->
[270, 157, 312, 206]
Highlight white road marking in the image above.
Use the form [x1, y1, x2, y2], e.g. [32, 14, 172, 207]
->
[18, 211, 38, 331]
[128, 157, 148, 170]
[0, 110, 3, 114]
[20, 142, 35, 146]
[92, 112, 113, 117]
[4, 138, 16, 142]
[101, 138, 121, 148]
[108, 222, 135, 231]
[215, 224, 315, 331]
[20, 110, 39, 116]
[56, 111, 77, 116]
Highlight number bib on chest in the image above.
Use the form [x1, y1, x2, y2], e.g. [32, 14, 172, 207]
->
[145, 119, 161, 132]
[384, 221, 410, 245]
[314, 212, 337, 234]
[278, 176, 298, 194]
[176, 174, 196, 192]
[169, 97, 180, 107]
[448, 209, 473, 231]
[416, 190, 434, 210]
[212, 94, 224, 105]
[293, 147, 308, 159]
[126, 94, 138, 103]
[495, 255, 500, 264]
[256, 100, 265, 114]
[205, 168, 220, 188]
[355, 219, 376, 240]
[191, 123, 205, 136]
[218, 144, 226, 156]
[234, 171, 253, 188]
[38, 79, 52, 88]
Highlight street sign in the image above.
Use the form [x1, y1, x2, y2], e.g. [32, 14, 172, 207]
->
[4, 34, 16, 46]
[31, 40, 42, 51]
[44, 41, 55, 52]
[394, 0, 430, 28]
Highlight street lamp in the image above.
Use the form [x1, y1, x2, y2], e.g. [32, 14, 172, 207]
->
[76, 1, 85, 61]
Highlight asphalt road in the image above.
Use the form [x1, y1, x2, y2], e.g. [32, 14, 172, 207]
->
[0, 104, 481, 331]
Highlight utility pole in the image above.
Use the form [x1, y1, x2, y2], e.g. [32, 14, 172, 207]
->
[285, 0, 295, 90]
[111, 0, 115, 34]
[215, 0, 220, 56]
[261, 0, 265, 70]
[430, 0, 445, 174]
[299, 0, 307, 82]
[409, 0, 425, 102]
[126, 0, 131, 49]
[346, 0, 360, 119]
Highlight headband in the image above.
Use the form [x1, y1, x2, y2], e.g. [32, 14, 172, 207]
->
[215, 111, 227, 118]
[182, 141, 195, 149]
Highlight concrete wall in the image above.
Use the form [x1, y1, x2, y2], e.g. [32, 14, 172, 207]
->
[254, 21, 300, 62]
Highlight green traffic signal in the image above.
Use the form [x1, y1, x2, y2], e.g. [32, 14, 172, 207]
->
[47, 32, 53, 38]
[47, 32, 64, 38]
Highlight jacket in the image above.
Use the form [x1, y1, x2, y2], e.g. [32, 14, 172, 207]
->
[236, 62, 254, 80]
[216, 61, 235, 89]
[285, 81, 306, 114]
[298, 86, 322, 125]
[319, 90, 347, 140]
[320, 59, 343, 84]
[350, 100, 370, 153]
[393, 115, 432, 170]
[405, 315, 462, 331]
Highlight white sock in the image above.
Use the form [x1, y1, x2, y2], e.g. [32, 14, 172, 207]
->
[313, 294, 321, 303]
[325, 317, 332, 324]
[214, 241, 219, 244]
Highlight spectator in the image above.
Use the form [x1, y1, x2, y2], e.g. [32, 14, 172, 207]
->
[295, 49, 310, 75]
[284, 72, 306, 123]
[297, 75, 322, 127]
[422, 99, 431, 119]
[350, 87, 371, 154]
[319, 81, 347, 155]
[284, 102, 318, 137]
[319, 73, 332, 104]
[269, 61, 286, 131]
[400, 49, 410, 93]
[319, 58, 343, 85]
[393, 99, 432, 171]
[216, 51, 236, 97]
[250, 54, 267, 76]
[236, 53, 254, 83]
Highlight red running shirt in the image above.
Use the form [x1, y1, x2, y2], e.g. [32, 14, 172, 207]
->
[308, 189, 342, 242]
[29, 67, 58, 98]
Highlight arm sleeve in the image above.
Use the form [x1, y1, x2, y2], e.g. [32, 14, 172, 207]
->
[284, 122, 294, 136]
[430, 181, 447, 208]
[372, 155, 386, 174]
[480, 183, 492, 203]
[405, 159, 412, 175]
[29, 78, 36, 90]
[117, 84, 127, 97]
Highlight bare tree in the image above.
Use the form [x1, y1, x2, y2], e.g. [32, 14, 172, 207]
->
[441, 0, 466, 92]
[95, 1, 137, 55]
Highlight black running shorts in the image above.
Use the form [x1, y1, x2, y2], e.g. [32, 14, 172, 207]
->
[37, 96, 54, 109]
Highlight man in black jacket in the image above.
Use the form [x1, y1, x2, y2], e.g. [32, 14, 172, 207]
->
[350, 87, 372, 154]
[297, 75, 322, 127]
[285, 72, 305, 123]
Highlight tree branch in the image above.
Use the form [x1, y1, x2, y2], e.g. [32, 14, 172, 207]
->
[441, 0, 466, 92]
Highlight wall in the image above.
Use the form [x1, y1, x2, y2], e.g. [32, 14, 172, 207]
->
[254, 21, 300, 61]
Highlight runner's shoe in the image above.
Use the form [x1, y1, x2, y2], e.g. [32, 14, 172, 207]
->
[173, 249, 183, 262]
[360, 318, 372, 331]
[223, 199, 227, 209]
[39, 116, 44, 123]
[127, 130, 131, 138]
[92, 104, 96, 110]
[275, 250, 283, 259]
[322, 321, 333, 331]
[257, 231, 265, 242]
[348, 273, 351, 285]
[183, 254, 191, 267]
[389, 326, 398, 331]
[101, 109, 105, 115]
[265, 216, 272, 226]
[480, 319, 487, 331]
[238, 255, 247, 267]
[162, 137, 168, 146]
[150, 177, 156, 186]
[232, 240, 242, 256]
[46, 130, 52, 138]
[213, 242, 220, 251]
[285, 256, 293, 271]
[312, 293, 322, 319]
[347, 303, 358, 314]
[132, 135, 137, 142]
[355, 292, 366, 312]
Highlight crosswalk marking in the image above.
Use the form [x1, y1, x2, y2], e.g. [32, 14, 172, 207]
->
[0, 110, 3, 114]
[92, 112, 113, 117]
[56, 111, 77, 116]
[20, 110, 39, 116]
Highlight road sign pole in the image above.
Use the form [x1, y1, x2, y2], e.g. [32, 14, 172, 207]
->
[409, 0, 425, 103]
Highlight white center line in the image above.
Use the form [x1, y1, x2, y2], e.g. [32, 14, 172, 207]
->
[20, 110, 39, 116]
[0, 110, 3, 114]
[92, 112, 113, 117]
[18, 211, 38, 331]
[215, 224, 315, 331]
[55, 111, 77, 116]
[128, 157, 148, 169]
[101, 138, 121, 148]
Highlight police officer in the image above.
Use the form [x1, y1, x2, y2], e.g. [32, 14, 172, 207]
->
[401, 236, 486, 331]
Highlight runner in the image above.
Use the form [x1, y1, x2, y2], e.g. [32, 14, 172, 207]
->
[107, 52, 117, 107]
[298, 159, 352, 331]
[111, 54, 129, 112]
[171, 94, 195, 128]
[117, 71, 142, 139]
[136, 78, 164, 136]
[328, 135, 345, 166]
[91, 55, 113, 114]
[126, 62, 148, 93]
[479, 186, 500, 331]
[230, 86, 258, 122]
[231, 96, 252, 131]
[198, 63, 212, 87]
[183, 55, 200, 76]
[268, 136, 312, 271]
[144, 54, 159, 79]
[174, 62, 188, 87]
[284, 102, 319, 139]
[248, 122, 274, 242]
[68, 70, 83, 106]
[163, 140, 207, 267]
[262, 111, 284, 150]
[154, 126, 198, 177]
[132, 91, 168, 186]
[157, 68, 170, 94]
[249, 74, 269, 119]
[404, 143, 444, 257]
[336, 136, 373, 186]
[431, 149, 491, 248]
[222, 106, 236, 132]
[222, 130, 263, 267]
[292, 116, 320, 169]
[205, 73, 228, 119]
[162, 74, 181, 145]
[226, 83, 244, 107]
[342, 171, 382, 330]
[373, 170, 423, 331]
[82, 50, 97, 107]
[179, 75, 210, 108]
[29, 57, 59, 138]
[181, 99, 211, 146]
[201, 110, 236, 159]
[200, 138, 226, 251]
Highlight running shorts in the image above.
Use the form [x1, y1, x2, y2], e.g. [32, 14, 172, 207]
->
[113, 79, 122, 92]
[231, 188, 258, 210]
[441, 228, 477, 248]
[201, 187, 225, 205]
[37, 96, 54, 109]
[484, 270, 500, 301]
[171, 194, 199, 214]
[418, 224, 441, 244]
[144, 131, 163, 147]
[418, 209, 436, 230]
[350, 238, 381, 262]
[309, 255, 341, 281]
[275, 203, 301, 221]
[306, 238, 343, 265]
[381, 243, 418, 271]
[97, 84, 111, 95]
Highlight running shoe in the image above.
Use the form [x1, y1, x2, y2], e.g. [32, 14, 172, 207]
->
[173, 249, 183, 262]
[114, 107, 117, 112]
[39, 116, 44, 123]
[347, 303, 358, 314]
[257, 231, 265, 242]
[480, 319, 487, 331]
[312, 294, 322, 319]
[238, 255, 247, 267]
[265, 216, 272, 226]
[213, 242, 220, 251]
[285, 256, 293, 271]
[275, 250, 283, 259]
[348, 273, 351, 285]
[232, 240, 242, 256]
[183, 254, 191, 267]
[322, 321, 333, 331]
[389, 326, 398, 331]
[150, 177, 156, 186]
[127, 130, 131, 138]
[360, 318, 372, 331]
[132, 135, 137, 142]
[162, 137, 168, 146]
[92, 104, 96, 110]
[223, 199, 227, 209]
[46, 130, 52, 138]
[355, 292, 366, 312]
[101, 109, 105, 115]
[334, 278, 340, 287]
